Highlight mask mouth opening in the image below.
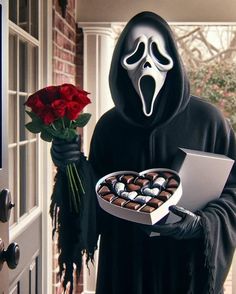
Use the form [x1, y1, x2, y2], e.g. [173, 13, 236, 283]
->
[140, 75, 156, 116]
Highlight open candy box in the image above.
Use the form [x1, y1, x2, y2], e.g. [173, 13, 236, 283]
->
[96, 168, 182, 225]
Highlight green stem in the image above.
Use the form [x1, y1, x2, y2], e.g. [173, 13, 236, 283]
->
[61, 118, 65, 129]
[66, 165, 79, 213]
[73, 163, 85, 194]
[69, 164, 81, 206]
[51, 123, 57, 131]
[66, 167, 73, 211]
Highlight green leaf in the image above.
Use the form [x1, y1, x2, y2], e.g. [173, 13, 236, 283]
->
[40, 129, 53, 142]
[25, 121, 43, 133]
[25, 110, 41, 122]
[72, 113, 91, 128]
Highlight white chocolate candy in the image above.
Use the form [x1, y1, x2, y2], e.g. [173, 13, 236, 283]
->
[121, 191, 138, 200]
[143, 187, 160, 196]
[134, 195, 152, 204]
[153, 177, 166, 187]
[115, 182, 125, 195]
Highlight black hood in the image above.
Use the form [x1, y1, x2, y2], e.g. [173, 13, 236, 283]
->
[109, 11, 190, 128]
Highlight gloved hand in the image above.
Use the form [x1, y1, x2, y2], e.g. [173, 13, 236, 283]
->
[50, 135, 81, 171]
[146, 205, 203, 239]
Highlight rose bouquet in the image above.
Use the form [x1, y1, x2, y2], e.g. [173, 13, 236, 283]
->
[24, 84, 96, 293]
[25, 83, 91, 213]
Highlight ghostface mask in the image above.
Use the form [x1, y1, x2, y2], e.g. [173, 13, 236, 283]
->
[121, 24, 174, 117]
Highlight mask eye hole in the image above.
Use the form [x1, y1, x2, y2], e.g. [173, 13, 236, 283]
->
[126, 42, 145, 65]
[151, 43, 170, 65]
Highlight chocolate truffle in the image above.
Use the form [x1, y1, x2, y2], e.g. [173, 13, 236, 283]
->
[142, 187, 160, 197]
[127, 183, 141, 192]
[145, 172, 158, 181]
[98, 185, 111, 195]
[157, 191, 172, 202]
[134, 195, 152, 204]
[147, 198, 163, 208]
[153, 177, 166, 187]
[115, 182, 126, 195]
[112, 197, 127, 207]
[166, 178, 179, 188]
[121, 191, 138, 200]
[124, 201, 141, 210]
[140, 205, 156, 213]
[135, 178, 150, 187]
[105, 176, 117, 185]
[120, 175, 135, 184]
[103, 194, 116, 202]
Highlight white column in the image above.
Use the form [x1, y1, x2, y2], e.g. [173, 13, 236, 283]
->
[78, 22, 117, 294]
[79, 23, 116, 156]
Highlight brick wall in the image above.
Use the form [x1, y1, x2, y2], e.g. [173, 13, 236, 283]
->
[52, 0, 84, 293]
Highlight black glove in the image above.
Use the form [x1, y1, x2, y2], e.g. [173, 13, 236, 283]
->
[145, 205, 203, 239]
[50, 135, 81, 171]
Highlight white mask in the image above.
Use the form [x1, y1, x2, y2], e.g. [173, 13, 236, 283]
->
[121, 24, 174, 117]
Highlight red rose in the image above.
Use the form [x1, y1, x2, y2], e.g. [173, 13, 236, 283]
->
[39, 105, 56, 125]
[25, 94, 45, 115]
[66, 101, 83, 120]
[59, 84, 78, 101]
[51, 99, 66, 118]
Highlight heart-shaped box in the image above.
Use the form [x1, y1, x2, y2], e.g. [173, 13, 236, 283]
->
[96, 168, 182, 225]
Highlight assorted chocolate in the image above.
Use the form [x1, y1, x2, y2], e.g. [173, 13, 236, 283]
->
[97, 171, 180, 214]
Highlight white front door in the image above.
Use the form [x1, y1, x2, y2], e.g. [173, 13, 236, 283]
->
[1, 1, 52, 293]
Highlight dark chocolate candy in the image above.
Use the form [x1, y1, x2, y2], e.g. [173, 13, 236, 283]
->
[120, 175, 135, 184]
[105, 176, 117, 185]
[124, 201, 141, 210]
[98, 185, 111, 195]
[135, 177, 150, 187]
[166, 188, 176, 194]
[162, 172, 174, 179]
[127, 183, 141, 192]
[140, 205, 156, 213]
[157, 191, 172, 202]
[145, 172, 158, 181]
[147, 198, 163, 208]
[166, 178, 179, 188]
[112, 197, 127, 207]
[103, 194, 116, 202]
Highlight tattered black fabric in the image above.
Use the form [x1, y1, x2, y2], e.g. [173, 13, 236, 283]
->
[88, 11, 236, 294]
[50, 153, 98, 293]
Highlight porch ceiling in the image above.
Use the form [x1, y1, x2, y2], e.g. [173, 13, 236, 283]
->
[76, 0, 236, 23]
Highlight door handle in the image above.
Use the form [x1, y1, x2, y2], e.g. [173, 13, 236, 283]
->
[0, 189, 15, 223]
[0, 239, 20, 270]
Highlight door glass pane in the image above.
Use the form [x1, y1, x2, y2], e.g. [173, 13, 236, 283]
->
[9, 34, 17, 91]
[19, 143, 37, 217]
[19, 40, 28, 92]
[31, 0, 38, 39]
[19, 0, 29, 33]
[28, 45, 38, 93]
[9, 94, 17, 144]
[28, 142, 37, 210]
[19, 144, 27, 216]
[9, 0, 17, 23]
[9, 147, 17, 226]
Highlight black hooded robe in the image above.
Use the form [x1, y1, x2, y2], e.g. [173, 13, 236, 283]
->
[88, 12, 236, 294]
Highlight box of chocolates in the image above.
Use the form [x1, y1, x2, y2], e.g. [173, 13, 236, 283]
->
[96, 168, 182, 225]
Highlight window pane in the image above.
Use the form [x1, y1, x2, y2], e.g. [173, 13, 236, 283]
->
[9, 147, 17, 225]
[31, 0, 38, 39]
[19, 40, 28, 92]
[19, 0, 29, 33]
[9, 34, 17, 91]
[9, 0, 17, 23]
[9, 94, 17, 144]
